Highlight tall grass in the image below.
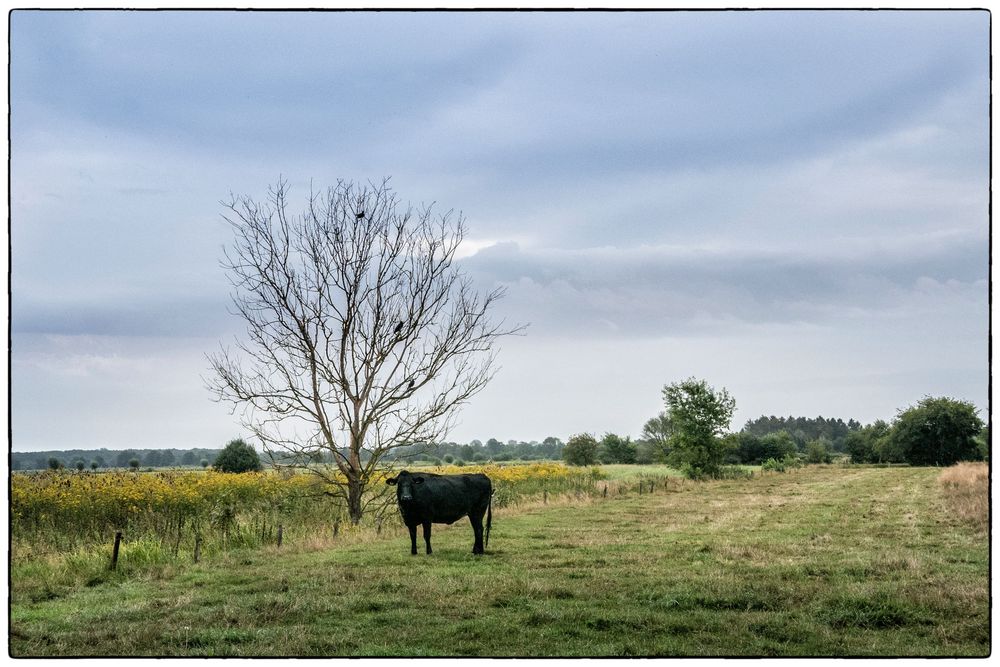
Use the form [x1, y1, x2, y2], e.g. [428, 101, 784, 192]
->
[937, 462, 988, 533]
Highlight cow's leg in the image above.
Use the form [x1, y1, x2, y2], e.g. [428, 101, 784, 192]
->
[422, 522, 433, 555]
[470, 513, 484, 554]
[407, 523, 418, 555]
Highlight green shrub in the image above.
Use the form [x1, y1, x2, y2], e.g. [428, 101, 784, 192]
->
[213, 439, 262, 473]
[716, 465, 753, 480]
[805, 439, 833, 464]
[888, 396, 984, 466]
[762, 457, 786, 473]
[564, 433, 599, 466]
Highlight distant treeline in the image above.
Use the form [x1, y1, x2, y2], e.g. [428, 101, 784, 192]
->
[10, 416, 864, 471]
[11, 448, 223, 471]
[739, 415, 861, 452]
[11, 439, 568, 471]
[265, 437, 568, 467]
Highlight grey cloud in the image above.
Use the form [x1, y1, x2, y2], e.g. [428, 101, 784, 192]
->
[11, 11, 525, 160]
[462, 233, 987, 337]
[12, 289, 235, 338]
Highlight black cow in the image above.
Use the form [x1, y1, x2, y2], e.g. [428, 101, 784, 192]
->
[385, 471, 492, 555]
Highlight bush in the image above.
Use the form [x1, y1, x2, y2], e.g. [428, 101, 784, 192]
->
[765, 452, 803, 471]
[716, 465, 753, 480]
[128, 459, 140, 470]
[213, 439, 262, 473]
[443, 455, 454, 464]
[805, 439, 833, 464]
[454, 459, 465, 467]
[598, 433, 637, 464]
[845, 420, 890, 463]
[761, 457, 785, 473]
[888, 396, 984, 466]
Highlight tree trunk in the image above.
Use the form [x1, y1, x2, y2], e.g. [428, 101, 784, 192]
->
[347, 475, 364, 525]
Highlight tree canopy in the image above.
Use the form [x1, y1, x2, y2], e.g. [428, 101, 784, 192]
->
[563, 433, 599, 466]
[888, 396, 984, 466]
[213, 439, 263, 473]
[662, 377, 736, 479]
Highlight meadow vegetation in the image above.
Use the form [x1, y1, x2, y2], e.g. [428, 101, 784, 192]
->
[10, 463, 602, 561]
[9, 463, 989, 657]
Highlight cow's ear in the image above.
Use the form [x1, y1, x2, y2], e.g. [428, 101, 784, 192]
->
[385, 477, 397, 486]
[413, 477, 424, 485]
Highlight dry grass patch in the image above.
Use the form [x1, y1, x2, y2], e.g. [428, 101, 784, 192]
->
[938, 463, 988, 533]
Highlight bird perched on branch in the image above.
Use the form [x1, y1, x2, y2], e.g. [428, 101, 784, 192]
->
[394, 321, 404, 336]
[356, 210, 365, 220]
[407, 378, 415, 390]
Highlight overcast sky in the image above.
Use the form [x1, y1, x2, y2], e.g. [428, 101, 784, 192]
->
[10, 9, 990, 452]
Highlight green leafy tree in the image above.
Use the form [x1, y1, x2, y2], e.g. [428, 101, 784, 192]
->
[888, 396, 984, 466]
[128, 458, 140, 470]
[180, 451, 197, 466]
[563, 433, 599, 466]
[727, 431, 796, 464]
[726, 431, 798, 465]
[641, 412, 673, 461]
[662, 378, 736, 479]
[74, 460, 86, 471]
[973, 425, 989, 461]
[598, 433, 636, 464]
[47, 457, 61, 471]
[805, 438, 833, 464]
[845, 420, 890, 463]
[90, 461, 99, 471]
[200, 459, 209, 468]
[213, 438, 263, 473]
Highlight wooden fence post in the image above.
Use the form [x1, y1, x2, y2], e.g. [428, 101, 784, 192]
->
[193, 536, 202, 563]
[110, 531, 122, 570]
[173, 516, 183, 556]
[603, 485, 608, 498]
[543, 490, 548, 504]
[277, 524, 283, 547]
[333, 518, 340, 538]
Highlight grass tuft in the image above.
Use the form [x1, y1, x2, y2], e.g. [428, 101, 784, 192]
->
[937, 462, 988, 533]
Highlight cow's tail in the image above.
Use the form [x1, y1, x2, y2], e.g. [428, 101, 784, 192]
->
[485, 487, 493, 550]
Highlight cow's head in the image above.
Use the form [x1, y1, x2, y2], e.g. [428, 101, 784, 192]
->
[385, 470, 424, 502]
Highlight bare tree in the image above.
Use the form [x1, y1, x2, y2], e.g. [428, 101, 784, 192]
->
[208, 178, 521, 524]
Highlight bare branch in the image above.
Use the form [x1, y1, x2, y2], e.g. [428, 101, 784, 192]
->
[209, 178, 523, 523]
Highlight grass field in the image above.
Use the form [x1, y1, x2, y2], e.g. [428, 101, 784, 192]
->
[9, 464, 989, 657]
